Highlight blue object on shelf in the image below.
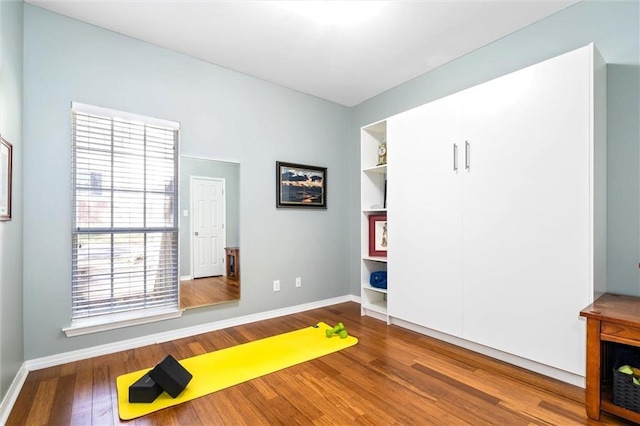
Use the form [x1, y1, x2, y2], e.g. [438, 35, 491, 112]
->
[370, 271, 387, 289]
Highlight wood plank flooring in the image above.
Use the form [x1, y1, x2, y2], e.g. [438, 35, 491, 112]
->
[180, 276, 240, 309]
[6, 302, 632, 425]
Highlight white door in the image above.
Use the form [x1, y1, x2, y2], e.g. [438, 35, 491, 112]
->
[191, 177, 226, 278]
[461, 46, 592, 374]
[388, 92, 464, 337]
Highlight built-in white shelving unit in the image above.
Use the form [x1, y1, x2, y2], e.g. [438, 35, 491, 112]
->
[360, 120, 388, 322]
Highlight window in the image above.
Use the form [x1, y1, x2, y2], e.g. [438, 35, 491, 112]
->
[70, 103, 180, 328]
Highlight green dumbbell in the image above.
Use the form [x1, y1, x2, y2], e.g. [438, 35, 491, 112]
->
[325, 323, 348, 338]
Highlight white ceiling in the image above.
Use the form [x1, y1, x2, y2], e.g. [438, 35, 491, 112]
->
[26, 0, 579, 107]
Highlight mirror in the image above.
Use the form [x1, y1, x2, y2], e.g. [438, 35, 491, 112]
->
[179, 156, 240, 309]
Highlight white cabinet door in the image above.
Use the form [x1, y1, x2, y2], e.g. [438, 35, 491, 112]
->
[388, 93, 464, 337]
[461, 47, 592, 374]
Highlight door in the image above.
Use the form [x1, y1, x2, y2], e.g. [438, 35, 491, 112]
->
[388, 92, 464, 337]
[191, 176, 226, 278]
[461, 46, 592, 374]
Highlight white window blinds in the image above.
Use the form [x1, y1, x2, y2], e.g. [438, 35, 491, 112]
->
[71, 103, 179, 321]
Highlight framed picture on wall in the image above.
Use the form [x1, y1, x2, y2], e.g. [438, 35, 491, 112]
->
[276, 161, 327, 209]
[368, 214, 387, 257]
[0, 137, 13, 221]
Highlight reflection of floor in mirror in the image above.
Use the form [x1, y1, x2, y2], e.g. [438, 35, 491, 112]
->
[180, 276, 240, 309]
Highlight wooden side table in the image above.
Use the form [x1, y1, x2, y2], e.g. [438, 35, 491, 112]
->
[580, 293, 640, 423]
[225, 247, 240, 281]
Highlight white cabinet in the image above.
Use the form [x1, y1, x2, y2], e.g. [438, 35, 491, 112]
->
[387, 93, 464, 337]
[461, 45, 602, 375]
[383, 44, 606, 377]
[360, 120, 388, 321]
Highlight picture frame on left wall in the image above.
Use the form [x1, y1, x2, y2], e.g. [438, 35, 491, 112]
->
[0, 137, 13, 221]
[276, 161, 327, 209]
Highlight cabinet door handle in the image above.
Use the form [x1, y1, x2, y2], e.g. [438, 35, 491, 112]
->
[465, 141, 470, 171]
[453, 143, 458, 171]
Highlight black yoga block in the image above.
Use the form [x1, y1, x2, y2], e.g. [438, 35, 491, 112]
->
[128, 372, 163, 403]
[148, 355, 193, 398]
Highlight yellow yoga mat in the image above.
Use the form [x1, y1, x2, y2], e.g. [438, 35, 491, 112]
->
[116, 322, 358, 420]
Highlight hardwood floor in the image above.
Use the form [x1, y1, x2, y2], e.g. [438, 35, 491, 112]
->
[180, 276, 240, 309]
[7, 302, 632, 425]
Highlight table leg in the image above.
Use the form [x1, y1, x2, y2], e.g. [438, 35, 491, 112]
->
[585, 318, 601, 420]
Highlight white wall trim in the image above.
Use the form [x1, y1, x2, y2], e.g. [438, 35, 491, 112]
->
[362, 308, 388, 323]
[2, 294, 579, 420]
[180, 275, 192, 281]
[0, 294, 354, 418]
[25, 295, 353, 371]
[72, 102, 180, 130]
[63, 308, 183, 337]
[0, 364, 28, 425]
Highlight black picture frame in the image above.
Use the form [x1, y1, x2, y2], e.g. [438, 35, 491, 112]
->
[0, 137, 13, 221]
[276, 161, 327, 209]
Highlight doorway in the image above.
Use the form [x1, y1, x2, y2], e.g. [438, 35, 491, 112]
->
[190, 176, 226, 278]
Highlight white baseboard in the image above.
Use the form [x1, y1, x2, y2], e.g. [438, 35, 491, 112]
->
[25, 295, 354, 371]
[362, 308, 388, 323]
[0, 364, 28, 425]
[180, 275, 192, 281]
[2, 295, 356, 419]
[1, 294, 581, 421]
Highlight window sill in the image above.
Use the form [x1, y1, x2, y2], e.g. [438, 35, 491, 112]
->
[63, 308, 183, 337]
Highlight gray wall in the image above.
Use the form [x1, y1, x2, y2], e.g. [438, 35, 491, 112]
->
[350, 0, 640, 297]
[13, 0, 640, 370]
[0, 0, 24, 400]
[179, 156, 240, 277]
[23, 4, 351, 359]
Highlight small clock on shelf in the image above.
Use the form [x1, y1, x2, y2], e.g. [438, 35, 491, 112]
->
[377, 143, 387, 166]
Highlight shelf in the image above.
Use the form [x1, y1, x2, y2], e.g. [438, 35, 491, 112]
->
[362, 119, 388, 322]
[363, 164, 387, 174]
[362, 300, 387, 315]
[600, 365, 640, 423]
[602, 399, 640, 424]
[363, 285, 387, 294]
[363, 256, 387, 263]
[363, 120, 387, 139]
[363, 208, 387, 214]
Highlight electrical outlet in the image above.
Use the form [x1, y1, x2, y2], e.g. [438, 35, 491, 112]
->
[273, 280, 280, 292]
[295, 277, 301, 288]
